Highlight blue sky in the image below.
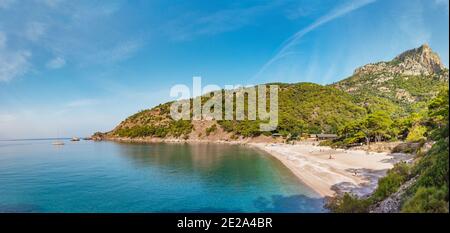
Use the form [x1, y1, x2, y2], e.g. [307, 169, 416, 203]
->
[0, 0, 449, 139]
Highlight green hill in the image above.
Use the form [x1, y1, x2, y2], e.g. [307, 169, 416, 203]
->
[332, 44, 448, 115]
[105, 82, 367, 139]
[100, 44, 447, 143]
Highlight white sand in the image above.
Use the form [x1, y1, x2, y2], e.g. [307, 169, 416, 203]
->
[251, 142, 413, 197]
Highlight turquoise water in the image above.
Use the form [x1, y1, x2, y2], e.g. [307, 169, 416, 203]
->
[0, 140, 325, 213]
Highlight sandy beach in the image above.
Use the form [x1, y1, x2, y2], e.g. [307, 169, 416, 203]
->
[251, 141, 413, 197]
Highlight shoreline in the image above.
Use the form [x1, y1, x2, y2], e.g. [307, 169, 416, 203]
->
[99, 136, 413, 198]
[250, 142, 413, 197]
[249, 143, 337, 197]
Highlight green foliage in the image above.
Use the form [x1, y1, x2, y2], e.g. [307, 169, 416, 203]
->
[406, 125, 427, 142]
[205, 124, 217, 136]
[402, 187, 449, 213]
[402, 130, 449, 212]
[216, 83, 367, 137]
[365, 110, 395, 142]
[325, 193, 370, 213]
[335, 110, 396, 147]
[217, 120, 234, 132]
[115, 120, 192, 138]
[428, 88, 449, 139]
[279, 83, 366, 134]
[169, 120, 193, 137]
[111, 76, 447, 146]
[335, 72, 447, 114]
[370, 162, 410, 202]
[326, 162, 411, 212]
[327, 90, 449, 213]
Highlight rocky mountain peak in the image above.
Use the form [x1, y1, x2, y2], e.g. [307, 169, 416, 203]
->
[353, 44, 447, 76]
[392, 43, 445, 75]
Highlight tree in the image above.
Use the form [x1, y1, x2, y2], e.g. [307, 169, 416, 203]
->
[365, 111, 393, 143]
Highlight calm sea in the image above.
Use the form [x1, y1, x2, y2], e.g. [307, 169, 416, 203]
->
[0, 139, 325, 213]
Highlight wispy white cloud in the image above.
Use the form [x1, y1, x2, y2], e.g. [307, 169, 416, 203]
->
[0, 31, 6, 49]
[105, 39, 142, 63]
[165, 3, 276, 41]
[254, 0, 376, 78]
[0, 50, 32, 82]
[65, 98, 99, 108]
[434, 0, 449, 14]
[68, 1, 121, 22]
[0, 0, 15, 9]
[87, 39, 143, 65]
[25, 21, 47, 42]
[284, 1, 321, 20]
[0, 32, 32, 82]
[0, 0, 136, 82]
[40, 0, 64, 8]
[397, 0, 431, 46]
[46, 56, 65, 69]
[0, 113, 15, 122]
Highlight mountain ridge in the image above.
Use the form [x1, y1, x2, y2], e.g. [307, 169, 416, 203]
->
[352, 44, 447, 77]
[96, 44, 448, 142]
[332, 44, 448, 111]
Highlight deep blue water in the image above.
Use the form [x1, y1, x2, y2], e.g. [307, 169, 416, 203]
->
[0, 140, 325, 213]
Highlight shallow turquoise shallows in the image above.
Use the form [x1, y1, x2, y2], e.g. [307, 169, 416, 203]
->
[0, 140, 325, 213]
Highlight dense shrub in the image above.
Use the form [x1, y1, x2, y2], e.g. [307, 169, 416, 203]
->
[402, 187, 449, 213]
[205, 124, 217, 136]
[325, 193, 370, 213]
[115, 120, 192, 138]
[371, 162, 410, 202]
[406, 125, 427, 142]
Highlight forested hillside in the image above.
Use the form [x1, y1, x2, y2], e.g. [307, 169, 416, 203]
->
[100, 44, 448, 147]
[326, 88, 448, 213]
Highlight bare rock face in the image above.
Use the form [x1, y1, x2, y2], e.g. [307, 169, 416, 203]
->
[394, 44, 445, 76]
[370, 176, 418, 213]
[354, 44, 447, 77]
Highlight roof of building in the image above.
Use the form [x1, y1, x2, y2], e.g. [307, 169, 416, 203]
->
[316, 134, 338, 138]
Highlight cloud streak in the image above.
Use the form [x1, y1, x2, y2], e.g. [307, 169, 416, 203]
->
[25, 21, 47, 42]
[254, 0, 376, 78]
[0, 0, 138, 82]
[65, 98, 99, 108]
[397, 0, 431, 47]
[0, 113, 15, 122]
[0, 0, 15, 9]
[46, 56, 66, 69]
[0, 32, 32, 82]
[165, 3, 277, 41]
[84, 39, 143, 65]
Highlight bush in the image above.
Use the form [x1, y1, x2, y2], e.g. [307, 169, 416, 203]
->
[205, 124, 217, 136]
[406, 125, 427, 142]
[115, 120, 192, 138]
[402, 187, 449, 213]
[325, 193, 370, 213]
[169, 120, 193, 137]
[412, 139, 449, 189]
[371, 162, 410, 202]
